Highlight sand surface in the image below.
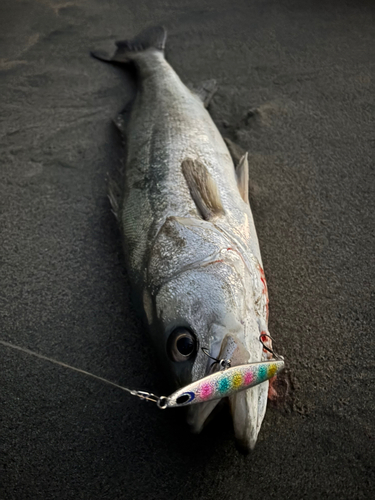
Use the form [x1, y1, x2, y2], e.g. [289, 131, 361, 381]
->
[1, 1, 374, 498]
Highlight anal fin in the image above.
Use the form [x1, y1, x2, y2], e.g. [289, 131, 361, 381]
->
[182, 158, 224, 220]
[189, 79, 217, 108]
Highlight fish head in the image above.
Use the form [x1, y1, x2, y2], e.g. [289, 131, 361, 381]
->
[145, 216, 270, 450]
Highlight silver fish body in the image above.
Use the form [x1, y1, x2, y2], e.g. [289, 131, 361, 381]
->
[94, 27, 274, 450]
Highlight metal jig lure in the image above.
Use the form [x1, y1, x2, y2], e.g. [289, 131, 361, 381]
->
[158, 358, 284, 409]
[0, 339, 284, 409]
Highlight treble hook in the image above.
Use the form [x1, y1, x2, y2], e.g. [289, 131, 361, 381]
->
[201, 347, 231, 369]
[259, 333, 284, 360]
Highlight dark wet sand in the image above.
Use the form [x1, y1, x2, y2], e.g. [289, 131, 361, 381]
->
[1, 1, 374, 498]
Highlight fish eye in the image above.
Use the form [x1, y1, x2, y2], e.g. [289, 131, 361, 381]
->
[167, 328, 197, 362]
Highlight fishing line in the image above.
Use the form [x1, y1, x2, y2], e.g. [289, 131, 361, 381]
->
[0, 339, 160, 403]
[0, 339, 285, 409]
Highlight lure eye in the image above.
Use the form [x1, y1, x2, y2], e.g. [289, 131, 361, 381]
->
[167, 328, 197, 362]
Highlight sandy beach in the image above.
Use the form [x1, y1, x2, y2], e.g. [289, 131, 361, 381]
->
[1, 1, 374, 498]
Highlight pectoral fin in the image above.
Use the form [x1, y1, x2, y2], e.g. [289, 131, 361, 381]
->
[182, 158, 224, 220]
[236, 153, 249, 204]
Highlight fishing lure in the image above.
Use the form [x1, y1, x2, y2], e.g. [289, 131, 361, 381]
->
[0, 339, 284, 409]
[158, 359, 284, 409]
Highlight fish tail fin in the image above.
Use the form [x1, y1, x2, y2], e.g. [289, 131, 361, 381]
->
[91, 26, 167, 63]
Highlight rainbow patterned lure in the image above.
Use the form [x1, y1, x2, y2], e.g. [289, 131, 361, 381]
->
[0, 341, 284, 413]
[158, 359, 284, 409]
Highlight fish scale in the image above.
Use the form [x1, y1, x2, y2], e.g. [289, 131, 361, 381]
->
[92, 26, 279, 450]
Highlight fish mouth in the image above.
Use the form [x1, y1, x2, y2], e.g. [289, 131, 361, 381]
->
[186, 334, 268, 451]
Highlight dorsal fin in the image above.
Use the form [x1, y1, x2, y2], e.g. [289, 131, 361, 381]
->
[236, 153, 249, 204]
[112, 98, 134, 135]
[181, 158, 224, 220]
